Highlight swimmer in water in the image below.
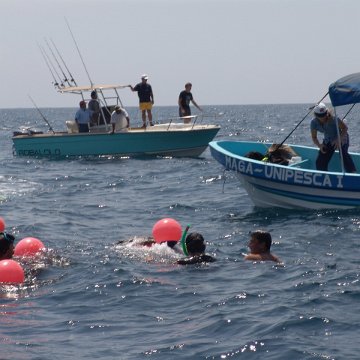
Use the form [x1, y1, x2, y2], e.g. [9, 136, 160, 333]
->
[0, 232, 15, 260]
[177, 232, 216, 265]
[244, 230, 280, 263]
[117, 237, 182, 252]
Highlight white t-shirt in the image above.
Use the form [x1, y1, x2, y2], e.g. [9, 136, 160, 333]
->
[110, 109, 129, 132]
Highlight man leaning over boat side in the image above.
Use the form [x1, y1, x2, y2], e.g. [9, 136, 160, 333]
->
[75, 100, 91, 133]
[310, 103, 356, 173]
[110, 105, 130, 134]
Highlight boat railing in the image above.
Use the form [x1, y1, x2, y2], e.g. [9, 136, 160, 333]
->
[160, 113, 221, 131]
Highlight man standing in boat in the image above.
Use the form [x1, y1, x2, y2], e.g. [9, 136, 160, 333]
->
[75, 100, 91, 133]
[129, 74, 154, 128]
[88, 90, 101, 126]
[178, 82, 202, 124]
[310, 103, 356, 172]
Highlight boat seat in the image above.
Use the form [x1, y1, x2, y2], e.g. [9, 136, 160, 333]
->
[288, 159, 309, 168]
[66, 121, 79, 133]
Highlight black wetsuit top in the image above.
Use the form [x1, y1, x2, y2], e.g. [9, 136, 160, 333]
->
[177, 254, 216, 265]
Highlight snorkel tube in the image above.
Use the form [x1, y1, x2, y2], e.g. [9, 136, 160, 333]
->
[181, 225, 191, 255]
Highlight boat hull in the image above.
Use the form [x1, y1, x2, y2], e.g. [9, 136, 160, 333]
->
[210, 140, 360, 209]
[13, 125, 220, 158]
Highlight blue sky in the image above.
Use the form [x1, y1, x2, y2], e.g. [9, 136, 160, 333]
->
[1, 0, 360, 108]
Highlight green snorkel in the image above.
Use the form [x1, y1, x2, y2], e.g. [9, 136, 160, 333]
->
[181, 225, 191, 255]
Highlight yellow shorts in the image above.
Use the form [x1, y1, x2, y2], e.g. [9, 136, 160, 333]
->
[139, 102, 153, 111]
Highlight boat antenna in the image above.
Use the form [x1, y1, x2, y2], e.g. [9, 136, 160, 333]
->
[45, 38, 72, 87]
[65, 17, 94, 87]
[50, 38, 78, 86]
[277, 91, 329, 148]
[38, 44, 61, 89]
[28, 95, 55, 134]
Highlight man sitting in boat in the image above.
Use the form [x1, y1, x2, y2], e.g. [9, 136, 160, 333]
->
[75, 100, 91, 133]
[310, 102, 356, 172]
[244, 230, 280, 263]
[110, 105, 130, 134]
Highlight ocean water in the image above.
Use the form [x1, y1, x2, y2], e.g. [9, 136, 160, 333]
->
[0, 104, 359, 359]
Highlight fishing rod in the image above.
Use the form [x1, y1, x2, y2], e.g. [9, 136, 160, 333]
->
[342, 103, 356, 120]
[45, 38, 72, 87]
[277, 91, 329, 148]
[65, 17, 94, 87]
[50, 38, 78, 86]
[38, 44, 61, 89]
[40, 44, 64, 88]
[28, 95, 55, 134]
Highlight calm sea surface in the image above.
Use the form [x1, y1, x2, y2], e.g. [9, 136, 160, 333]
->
[0, 104, 359, 359]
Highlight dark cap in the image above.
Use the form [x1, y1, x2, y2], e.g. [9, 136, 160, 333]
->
[0, 232, 15, 255]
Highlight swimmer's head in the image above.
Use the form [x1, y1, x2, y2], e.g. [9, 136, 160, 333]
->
[166, 241, 178, 249]
[185, 232, 205, 255]
[0, 232, 15, 260]
[249, 230, 272, 251]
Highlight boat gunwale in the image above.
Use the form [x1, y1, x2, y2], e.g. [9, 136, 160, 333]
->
[13, 124, 221, 140]
[209, 140, 360, 178]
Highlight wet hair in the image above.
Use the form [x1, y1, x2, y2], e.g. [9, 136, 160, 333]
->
[0, 232, 15, 257]
[166, 241, 177, 249]
[251, 230, 272, 251]
[185, 232, 205, 255]
[245, 151, 264, 160]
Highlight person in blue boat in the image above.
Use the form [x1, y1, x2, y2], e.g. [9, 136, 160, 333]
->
[0, 232, 15, 260]
[88, 91, 101, 125]
[129, 74, 154, 128]
[177, 232, 216, 265]
[310, 102, 356, 172]
[110, 105, 130, 133]
[178, 82, 202, 123]
[75, 100, 91, 133]
[244, 230, 280, 263]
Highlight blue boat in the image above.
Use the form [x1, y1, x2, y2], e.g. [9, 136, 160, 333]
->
[13, 85, 220, 158]
[13, 124, 220, 158]
[209, 73, 360, 209]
